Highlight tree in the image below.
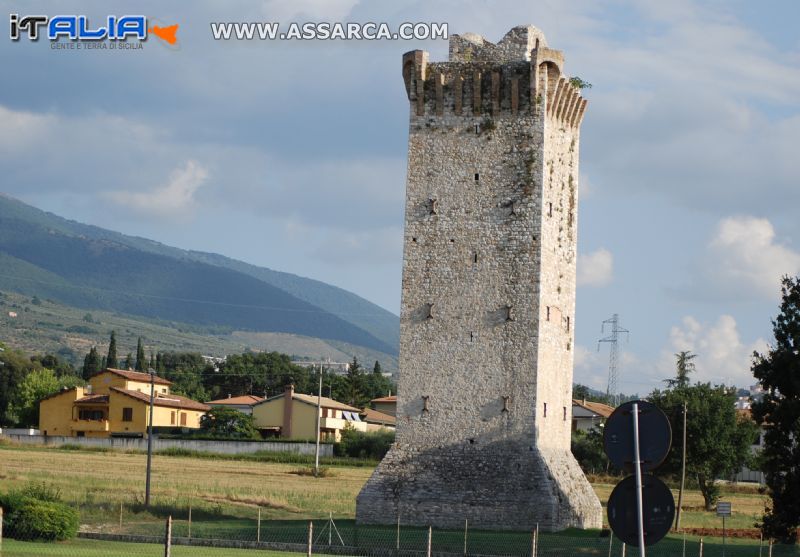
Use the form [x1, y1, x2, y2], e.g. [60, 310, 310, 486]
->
[372, 361, 382, 375]
[752, 276, 800, 543]
[649, 355, 758, 510]
[8, 369, 82, 427]
[343, 357, 366, 407]
[199, 407, 259, 439]
[82, 347, 102, 380]
[572, 426, 610, 475]
[106, 331, 118, 369]
[135, 338, 146, 372]
[123, 353, 133, 369]
[666, 351, 696, 389]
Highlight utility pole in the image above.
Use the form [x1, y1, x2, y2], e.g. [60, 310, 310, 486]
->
[675, 401, 688, 529]
[314, 363, 323, 476]
[598, 314, 630, 406]
[145, 367, 156, 507]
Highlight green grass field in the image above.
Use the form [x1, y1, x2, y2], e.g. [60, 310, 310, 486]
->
[0, 443, 794, 556]
[1, 539, 303, 556]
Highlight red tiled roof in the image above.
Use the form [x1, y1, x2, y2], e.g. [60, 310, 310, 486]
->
[361, 407, 396, 426]
[371, 395, 397, 403]
[572, 399, 615, 418]
[94, 368, 172, 386]
[110, 387, 210, 411]
[75, 394, 109, 405]
[206, 395, 264, 406]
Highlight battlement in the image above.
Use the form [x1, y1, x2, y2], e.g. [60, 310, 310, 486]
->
[402, 26, 586, 127]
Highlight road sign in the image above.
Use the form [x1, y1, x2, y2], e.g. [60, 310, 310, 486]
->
[607, 474, 676, 547]
[717, 502, 732, 517]
[604, 400, 672, 472]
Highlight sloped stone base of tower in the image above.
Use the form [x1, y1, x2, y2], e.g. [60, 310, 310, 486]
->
[356, 438, 602, 531]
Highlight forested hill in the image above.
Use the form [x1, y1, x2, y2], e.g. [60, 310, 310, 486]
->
[0, 194, 399, 356]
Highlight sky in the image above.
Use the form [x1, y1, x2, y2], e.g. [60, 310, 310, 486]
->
[1, 0, 799, 395]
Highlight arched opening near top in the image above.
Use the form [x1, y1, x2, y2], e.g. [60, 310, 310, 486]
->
[538, 61, 561, 97]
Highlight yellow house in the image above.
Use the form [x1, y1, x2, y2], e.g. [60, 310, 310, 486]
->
[39, 368, 210, 438]
[251, 385, 366, 441]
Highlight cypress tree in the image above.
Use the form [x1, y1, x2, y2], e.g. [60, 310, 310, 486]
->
[135, 337, 146, 371]
[106, 331, 118, 369]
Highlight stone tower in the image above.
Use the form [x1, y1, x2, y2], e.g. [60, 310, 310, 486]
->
[356, 26, 602, 531]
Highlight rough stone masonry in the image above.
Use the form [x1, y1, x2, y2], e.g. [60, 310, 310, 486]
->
[356, 25, 603, 531]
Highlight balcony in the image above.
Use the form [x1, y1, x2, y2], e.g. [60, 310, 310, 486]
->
[70, 419, 110, 432]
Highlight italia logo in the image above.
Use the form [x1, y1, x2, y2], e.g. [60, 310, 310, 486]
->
[9, 14, 178, 45]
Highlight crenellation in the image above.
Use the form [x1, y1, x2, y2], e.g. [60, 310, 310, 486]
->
[357, 25, 601, 532]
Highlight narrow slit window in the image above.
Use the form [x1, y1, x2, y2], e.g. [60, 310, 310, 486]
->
[474, 173, 480, 182]
[474, 124, 480, 134]
[548, 202, 553, 217]
[546, 306, 551, 321]
[543, 402, 547, 417]
[563, 407, 567, 421]
[566, 316, 570, 331]
[473, 252, 478, 264]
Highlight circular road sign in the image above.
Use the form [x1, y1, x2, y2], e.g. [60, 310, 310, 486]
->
[607, 474, 676, 547]
[603, 400, 672, 473]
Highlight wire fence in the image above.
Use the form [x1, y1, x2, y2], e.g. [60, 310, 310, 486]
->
[2, 505, 799, 557]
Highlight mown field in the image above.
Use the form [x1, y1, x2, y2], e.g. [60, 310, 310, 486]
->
[0, 442, 789, 555]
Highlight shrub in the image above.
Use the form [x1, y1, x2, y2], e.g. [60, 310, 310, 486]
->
[335, 428, 394, 460]
[7, 499, 79, 541]
[0, 482, 78, 542]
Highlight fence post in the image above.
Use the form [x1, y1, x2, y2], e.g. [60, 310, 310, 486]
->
[698, 538, 703, 557]
[164, 515, 172, 557]
[768, 539, 773, 557]
[621, 543, 626, 557]
[307, 521, 313, 557]
[396, 513, 400, 552]
[607, 530, 613, 557]
[188, 502, 192, 540]
[427, 526, 432, 557]
[119, 501, 123, 530]
[257, 508, 262, 544]
[531, 527, 537, 557]
[464, 518, 468, 556]
[1, 506, 4, 552]
[758, 532, 763, 557]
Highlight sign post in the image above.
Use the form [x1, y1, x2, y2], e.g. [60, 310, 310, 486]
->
[604, 400, 675, 551]
[716, 502, 731, 557]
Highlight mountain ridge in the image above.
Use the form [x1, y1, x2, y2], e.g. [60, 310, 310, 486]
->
[0, 194, 399, 357]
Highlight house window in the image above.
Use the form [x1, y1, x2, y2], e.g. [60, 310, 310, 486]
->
[543, 402, 547, 417]
[563, 407, 567, 421]
[170, 411, 176, 425]
[322, 408, 328, 418]
[122, 408, 133, 422]
[180, 413, 187, 426]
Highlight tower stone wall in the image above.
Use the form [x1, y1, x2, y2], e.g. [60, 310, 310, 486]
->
[356, 25, 602, 531]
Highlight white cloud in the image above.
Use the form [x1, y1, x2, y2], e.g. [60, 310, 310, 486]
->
[663, 315, 767, 387]
[105, 160, 209, 217]
[0, 105, 54, 154]
[701, 216, 800, 300]
[577, 248, 613, 287]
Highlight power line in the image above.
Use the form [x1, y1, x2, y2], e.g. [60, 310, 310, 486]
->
[597, 313, 629, 407]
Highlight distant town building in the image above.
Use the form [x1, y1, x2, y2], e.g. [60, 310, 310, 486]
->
[291, 361, 351, 375]
[571, 399, 614, 432]
[251, 385, 366, 441]
[206, 394, 264, 415]
[369, 395, 397, 417]
[39, 368, 209, 438]
[360, 407, 396, 432]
